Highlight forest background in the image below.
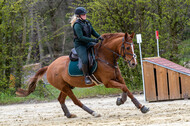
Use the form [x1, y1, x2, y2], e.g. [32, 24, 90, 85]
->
[0, 0, 190, 97]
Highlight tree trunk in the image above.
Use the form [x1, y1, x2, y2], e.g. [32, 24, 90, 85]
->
[48, 0, 59, 58]
[62, 20, 67, 54]
[36, 17, 44, 68]
[15, 14, 27, 89]
[42, 21, 54, 59]
[62, 32, 66, 54]
[26, 5, 34, 64]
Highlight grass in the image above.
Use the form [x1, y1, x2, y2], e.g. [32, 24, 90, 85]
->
[73, 85, 122, 98]
[0, 84, 122, 105]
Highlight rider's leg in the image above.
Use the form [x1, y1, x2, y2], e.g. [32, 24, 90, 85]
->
[75, 46, 92, 85]
[82, 64, 92, 84]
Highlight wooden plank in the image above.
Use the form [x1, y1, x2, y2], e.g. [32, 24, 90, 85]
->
[168, 70, 181, 99]
[155, 65, 169, 100]
[143, 62, 157, 101]
[180, 74, 190, 99]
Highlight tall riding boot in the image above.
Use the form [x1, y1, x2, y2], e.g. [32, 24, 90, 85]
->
[82, 64, 92, 85]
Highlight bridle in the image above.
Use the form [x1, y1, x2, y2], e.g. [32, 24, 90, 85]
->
[95, 37, 137, 69]
[120, 38, 137, 65]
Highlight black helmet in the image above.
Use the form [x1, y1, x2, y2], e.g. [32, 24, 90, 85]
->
[75, 7, 87, 15]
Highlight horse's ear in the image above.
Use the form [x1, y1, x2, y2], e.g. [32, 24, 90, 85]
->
[130, 32, 135, 38]
[125, 32, 129, 41]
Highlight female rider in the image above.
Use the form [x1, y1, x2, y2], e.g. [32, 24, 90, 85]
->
[70, 7, 103, 85]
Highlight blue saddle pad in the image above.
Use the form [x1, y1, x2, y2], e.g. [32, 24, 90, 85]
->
[68, 60, 97, 76]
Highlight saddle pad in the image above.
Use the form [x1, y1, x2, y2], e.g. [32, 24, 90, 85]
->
[68, 60, 97, 76]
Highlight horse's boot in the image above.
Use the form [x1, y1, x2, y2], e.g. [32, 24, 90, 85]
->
[82, 64, 92, 85]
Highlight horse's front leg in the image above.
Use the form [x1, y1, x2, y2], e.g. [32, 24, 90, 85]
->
[105, 80, 149, 113]
[114, 69, 128, 106]
[116, 92, 127, 106]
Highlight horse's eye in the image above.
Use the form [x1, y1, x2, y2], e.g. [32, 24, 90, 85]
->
[126, 47, 130, 50]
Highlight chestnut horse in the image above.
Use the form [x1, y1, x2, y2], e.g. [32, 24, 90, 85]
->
[16, 32, 149, 118]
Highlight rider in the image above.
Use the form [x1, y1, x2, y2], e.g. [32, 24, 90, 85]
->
[70, 7, 103, 85]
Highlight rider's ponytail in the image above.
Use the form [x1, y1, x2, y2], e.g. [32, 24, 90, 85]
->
[70, 14, 78, 27]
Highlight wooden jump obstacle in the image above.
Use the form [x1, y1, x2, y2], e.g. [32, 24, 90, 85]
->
[143, 57, 190, 102]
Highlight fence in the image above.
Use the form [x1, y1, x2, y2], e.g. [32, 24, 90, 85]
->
[143, 57, 190, 102]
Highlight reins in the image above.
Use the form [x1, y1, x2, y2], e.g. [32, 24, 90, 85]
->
[95, 37, 136, 69]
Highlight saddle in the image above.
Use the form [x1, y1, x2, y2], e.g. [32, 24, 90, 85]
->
[69, 47, 95, 71]
[68, 46, 102, 85]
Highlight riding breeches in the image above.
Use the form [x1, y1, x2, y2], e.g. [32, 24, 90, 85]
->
[75, 45, 88, 65]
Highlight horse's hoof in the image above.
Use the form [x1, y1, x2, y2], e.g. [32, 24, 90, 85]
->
[140, 106, 149, 114]
[116, 98, 123, 106]
[68, 114, 77, 118]
[92, 112, 101, 117]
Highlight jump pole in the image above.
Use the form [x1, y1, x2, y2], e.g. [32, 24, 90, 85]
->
[155, 30, 160, 57]
[136, 34, 146, 101]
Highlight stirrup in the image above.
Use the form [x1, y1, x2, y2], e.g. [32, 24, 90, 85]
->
[85, 76, 93, 85]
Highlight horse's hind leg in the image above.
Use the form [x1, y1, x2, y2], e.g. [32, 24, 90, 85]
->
[62, 86, 101, 117]
[58, 92, 76, 118]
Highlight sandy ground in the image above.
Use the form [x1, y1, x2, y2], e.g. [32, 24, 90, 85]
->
[1, 94, 190, 126]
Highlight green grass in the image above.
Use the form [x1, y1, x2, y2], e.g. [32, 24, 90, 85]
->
[73, 85, 122, 98]
[0, 84, 122, 105]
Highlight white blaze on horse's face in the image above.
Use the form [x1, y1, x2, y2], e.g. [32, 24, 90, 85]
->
[121, 33, 137, 68]
[131, 43, 137, 65]
[122, 41, 137, 68]
[126, 43, 137, 68]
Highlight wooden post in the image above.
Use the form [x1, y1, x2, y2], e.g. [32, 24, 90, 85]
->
[155, 65, 168, 100]
[168, 70, 181, 99]
[181, 74, 190, 99]
[143, 62, 157, 101]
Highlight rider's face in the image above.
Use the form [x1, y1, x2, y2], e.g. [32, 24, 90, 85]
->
[80, 14, 86, 20]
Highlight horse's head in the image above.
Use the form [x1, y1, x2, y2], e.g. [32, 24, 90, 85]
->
[97, 32, 137, 69]
[119, 32, 137, 68]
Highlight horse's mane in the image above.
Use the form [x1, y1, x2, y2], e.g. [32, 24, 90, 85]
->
[102, 33, 124, 43]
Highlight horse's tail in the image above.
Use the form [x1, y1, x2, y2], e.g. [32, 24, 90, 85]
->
[16, 66, 48, 97]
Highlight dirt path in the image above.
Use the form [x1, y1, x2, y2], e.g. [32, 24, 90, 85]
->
[1, 95, 190, 126]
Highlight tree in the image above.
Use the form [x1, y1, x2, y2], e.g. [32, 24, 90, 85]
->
[76, 0, 190, 89]
[146, 0, 190, 62]
[0, 0, 32, 90]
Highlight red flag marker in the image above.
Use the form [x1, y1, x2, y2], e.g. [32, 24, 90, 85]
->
[156, 31, 159, 39]
[155, 30, 160, 57]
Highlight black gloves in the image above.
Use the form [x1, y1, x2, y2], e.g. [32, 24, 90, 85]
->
[98, 36, 104, 41]
[94, 39, 99, 43]
[94, 36, 104, 43]
[88, 42, 97, 47]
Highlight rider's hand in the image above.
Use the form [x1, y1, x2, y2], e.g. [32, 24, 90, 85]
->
[94, 39, 99, 43]
[88, 42, 97, 47]
[98, 36, 104, 41]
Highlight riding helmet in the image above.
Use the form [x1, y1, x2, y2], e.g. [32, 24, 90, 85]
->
[75, 7, 87, 15]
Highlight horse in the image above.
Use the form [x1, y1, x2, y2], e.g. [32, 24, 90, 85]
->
[16, 32, 149, 118]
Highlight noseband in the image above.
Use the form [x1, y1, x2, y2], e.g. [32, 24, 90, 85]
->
[96, 37, 137, 69]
